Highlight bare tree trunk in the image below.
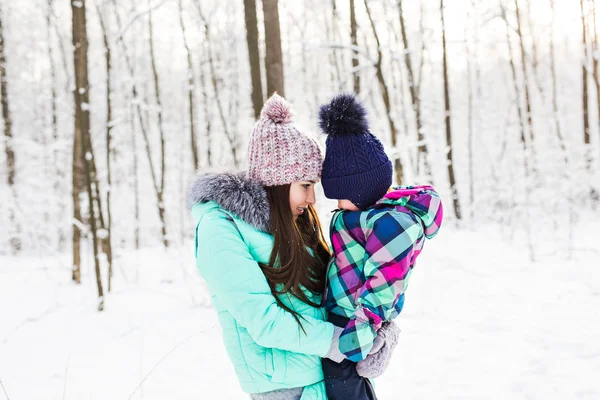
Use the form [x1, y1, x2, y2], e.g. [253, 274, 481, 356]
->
[96, 2, 114, 292]
[244, 0, 264, 119]
[522, 0, 545, 101]
[0, 5, 21, 253]
[70, 0, 84, 283]
[397, 0, 430, 180]
[131, 103, 140, 249]
[592, 0, 600, 173]
[49, 6, 73, 95]
[199, 53, 212, 167]
[326, 0, 342, 86]
[72, 0, 104, 308]
[46, 0, 66, 249]
[465, 7, 475, 220]
[364, 0, 403, 185]
[581, 0, 592, 172]
[501, 5, 529, 175]
[196, 5, 238, 166]
[549, 0, 567, 165]
[178, 0, 199, 171]
[440, 0, 461, 219]
[501, 2, 534, 260]
[514, 0, 535, 164]
[148, 2, 168, 248]
[114, 3, 141, 249]
[262, 0, 284, 97]
[112, 0, 168, 248]
[350, 0, 360, 93]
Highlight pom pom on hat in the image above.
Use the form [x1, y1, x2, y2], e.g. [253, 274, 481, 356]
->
[319, 93, 392, 209]
[318, 93, 369, 136]
[260, 93, 294, 124]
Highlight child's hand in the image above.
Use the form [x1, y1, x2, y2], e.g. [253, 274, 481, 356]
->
[355, 321, 400, 378]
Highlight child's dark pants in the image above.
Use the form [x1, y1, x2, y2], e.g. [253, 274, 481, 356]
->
[321, 313, 378, 400]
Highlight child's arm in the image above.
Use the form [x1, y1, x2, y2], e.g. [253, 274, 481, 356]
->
[338, 212, 422, 362]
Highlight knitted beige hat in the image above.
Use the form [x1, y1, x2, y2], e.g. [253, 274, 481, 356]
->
[247, 94, 323, 187]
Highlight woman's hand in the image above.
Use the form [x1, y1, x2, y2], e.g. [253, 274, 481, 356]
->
[355, 321, 401, 378]
[324, 326, 346, 363]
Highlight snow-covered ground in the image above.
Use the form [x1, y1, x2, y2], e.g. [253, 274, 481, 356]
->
[1, 220, 599, 400]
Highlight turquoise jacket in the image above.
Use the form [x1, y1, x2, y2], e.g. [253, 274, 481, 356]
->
[189, 172, 334, 398]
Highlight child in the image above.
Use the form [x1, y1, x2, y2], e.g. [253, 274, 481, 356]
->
[318, 94, 444, 400]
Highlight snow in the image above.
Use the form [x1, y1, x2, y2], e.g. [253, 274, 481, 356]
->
[1, 219, 598, 400]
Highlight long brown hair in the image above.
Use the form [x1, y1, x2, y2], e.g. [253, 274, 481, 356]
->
[259, 184, 331, 332]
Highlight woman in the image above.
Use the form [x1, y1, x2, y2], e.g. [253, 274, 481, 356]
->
[188, 94, 385, 399]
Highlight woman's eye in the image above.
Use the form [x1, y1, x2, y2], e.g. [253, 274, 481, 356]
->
[303, 184, 311, 188]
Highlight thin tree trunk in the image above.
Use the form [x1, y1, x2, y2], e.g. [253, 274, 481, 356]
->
[397, 0, 430, 180]
[364, 0, 403, 185]
[199, 53, 212, 167]
[70, 0, 84, 283]
[384, 2, 415, 176]
[179, 104, 185, 244]
[440, 0, 461, 219]
[71, 0, 104, 308]
[48, 10, 73, 97]
[592, 0, 600, 173]
[112, 0, 168, 248]
[46, 2, 58, 146]
[196, 6, 238, 165]
[514, 0, 535, 164]
[148, 2, 168, 248]
[465, 11, 475, 221]
[262, 0, 284, 97]
[73, 11, 109, 287]
[525, 0, 546, 101]
[118, 4, 141, 250]
[502, 5, 529, 175]
[131, 103, 140, 249]
[178, 0, 199, 170]
[324, 2, 336, 84]
[47, 0, 65, 249]
[96, 1, 114, 292]
[549, 0, 567, 165]
[502, 2, 534, 260]
[244, 0, 264, 119]
[350, 0, 360, 93]
[225, 1, 242, 155]
[416, 2, 426, 96]
[581, 0, 592, 172]
[327, 0, 342, 85]
[0, 5, 20, 253]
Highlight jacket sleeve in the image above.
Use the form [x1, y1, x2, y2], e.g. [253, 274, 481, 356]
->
[194, 209, 335, 357]
[338, 212, 422, 362]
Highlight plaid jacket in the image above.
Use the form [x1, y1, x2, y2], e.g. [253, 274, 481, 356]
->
[324, 186, 443, 361]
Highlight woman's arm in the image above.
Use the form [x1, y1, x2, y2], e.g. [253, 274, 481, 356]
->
[195, 208, 335, 357]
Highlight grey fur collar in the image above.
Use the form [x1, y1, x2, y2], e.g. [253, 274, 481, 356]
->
[187, 171, 270, 232]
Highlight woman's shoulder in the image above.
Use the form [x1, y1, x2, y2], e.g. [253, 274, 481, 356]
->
[188, 171, 270, 233]
[194, 201, 273, 258]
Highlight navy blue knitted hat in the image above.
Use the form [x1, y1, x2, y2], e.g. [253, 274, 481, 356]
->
[318, 94, 392, 209]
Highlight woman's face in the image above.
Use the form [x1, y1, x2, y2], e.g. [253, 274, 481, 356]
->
[289, 181, 316, 219]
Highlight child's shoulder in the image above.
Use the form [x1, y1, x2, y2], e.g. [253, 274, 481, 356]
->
[333, 206, 420, 230]
[367, 206, 423, 235]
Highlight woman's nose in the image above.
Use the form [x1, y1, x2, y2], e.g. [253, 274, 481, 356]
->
[307, 187, 316, 205]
